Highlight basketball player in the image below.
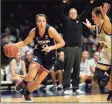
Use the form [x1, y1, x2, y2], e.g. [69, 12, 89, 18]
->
[5, 14, 65, 102]
[83, 3, 112, 101]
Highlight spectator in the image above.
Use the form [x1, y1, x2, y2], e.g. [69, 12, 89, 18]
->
[89, 51, 103, 94]
[6, 51, 27, 82]
[1, 33, 11, 81]
[24, 50, 33, 73]
[51, 51, 64, 91]
[80, 51, 92, 83]
[90, 51, 100, 74]
[80, 51, 93, 94]
[19, 45, 33, 59]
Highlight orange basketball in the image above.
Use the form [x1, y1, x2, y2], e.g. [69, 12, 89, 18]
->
[4, 44, 18, 58]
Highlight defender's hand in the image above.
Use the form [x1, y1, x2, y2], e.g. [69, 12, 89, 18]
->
[100, 3, 110, 16]
[83, 19, 92, 28]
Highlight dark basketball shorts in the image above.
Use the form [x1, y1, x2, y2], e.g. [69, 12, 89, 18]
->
[32, 55, 56, 71]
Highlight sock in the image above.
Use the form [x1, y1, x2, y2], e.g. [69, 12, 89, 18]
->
[23, 79, 28, 86]
[24, 89, 30, 96]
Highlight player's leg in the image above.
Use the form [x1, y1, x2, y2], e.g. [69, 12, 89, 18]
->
[15, 62, 40, 92]
[15, 62, 40, 102]
[27, 57, 56, 92]
[22, 56, 55, 102]
[94, 58, 111, 101]
[106, 68, 112, 101]
[22, 67, 48, 103]
[26, 65, 49, 92]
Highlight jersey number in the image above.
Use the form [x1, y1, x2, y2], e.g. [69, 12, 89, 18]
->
[42, 44, 48, 49]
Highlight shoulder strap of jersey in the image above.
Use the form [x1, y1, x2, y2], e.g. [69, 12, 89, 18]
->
[45, 24, 50, 36]
[99, 21, 105, 33]
[95, 21, 105, 36]
[35, 27, 38, 37]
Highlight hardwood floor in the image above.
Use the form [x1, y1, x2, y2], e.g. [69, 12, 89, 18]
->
[1, 94, 111, 103]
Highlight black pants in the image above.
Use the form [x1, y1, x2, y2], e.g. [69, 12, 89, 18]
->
[63, 46, 81, 92]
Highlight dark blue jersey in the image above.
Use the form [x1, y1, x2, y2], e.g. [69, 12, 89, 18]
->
[33, 24, 56, 58]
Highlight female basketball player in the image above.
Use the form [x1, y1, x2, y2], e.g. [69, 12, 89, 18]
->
[83, 3, 112, 101]
[5, 14, 65, 102]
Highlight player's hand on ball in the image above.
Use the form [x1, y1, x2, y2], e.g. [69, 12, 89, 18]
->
[4, 43, 19, 58]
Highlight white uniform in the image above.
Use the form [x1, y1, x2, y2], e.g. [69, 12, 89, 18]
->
[80, 59, 91, 75]
[6, 59, 23, 81]
[96, 23, 111, 65]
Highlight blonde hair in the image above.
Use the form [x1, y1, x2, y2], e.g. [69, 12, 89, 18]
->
[92, 7, 103, 19]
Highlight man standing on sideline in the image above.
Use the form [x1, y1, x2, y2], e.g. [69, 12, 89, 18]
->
[58, 0, 95, 96]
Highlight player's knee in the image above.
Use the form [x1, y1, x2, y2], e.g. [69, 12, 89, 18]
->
[94, 67, 109, 87]
[27, 76, 34, 81]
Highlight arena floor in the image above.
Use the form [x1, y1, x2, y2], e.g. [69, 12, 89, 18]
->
[1, 93, 111, 103]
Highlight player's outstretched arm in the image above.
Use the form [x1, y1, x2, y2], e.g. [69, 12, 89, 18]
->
[15, 28, 35, 48]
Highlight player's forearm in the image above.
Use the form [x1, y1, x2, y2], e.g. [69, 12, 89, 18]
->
[15, 41, 26, 48]
[103, 15, 110, 23]
[88, 25, 95, 30]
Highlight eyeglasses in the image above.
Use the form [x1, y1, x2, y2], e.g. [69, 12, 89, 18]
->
[69, 12, 77, 14]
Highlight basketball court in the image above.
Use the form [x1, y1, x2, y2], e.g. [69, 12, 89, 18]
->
[1, 91, 111, 103]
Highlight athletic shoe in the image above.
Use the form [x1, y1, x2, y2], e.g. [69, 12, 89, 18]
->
[76, 89, 85, 95]
[15, 79, 27, 92]
[50, 85, 57, 92]
[23, 89, 32, 102]
[63, 90, 72, 98]
[57, 85, 63, 92]
[23, 95, 32, 102]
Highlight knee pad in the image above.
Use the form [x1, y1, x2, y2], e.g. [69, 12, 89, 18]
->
[94, 67, 109, 87]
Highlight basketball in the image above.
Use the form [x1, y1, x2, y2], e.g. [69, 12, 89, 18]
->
[4, 44, 18, 58]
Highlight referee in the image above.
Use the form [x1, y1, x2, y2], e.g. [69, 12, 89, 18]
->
[58, 0, 94, 95]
